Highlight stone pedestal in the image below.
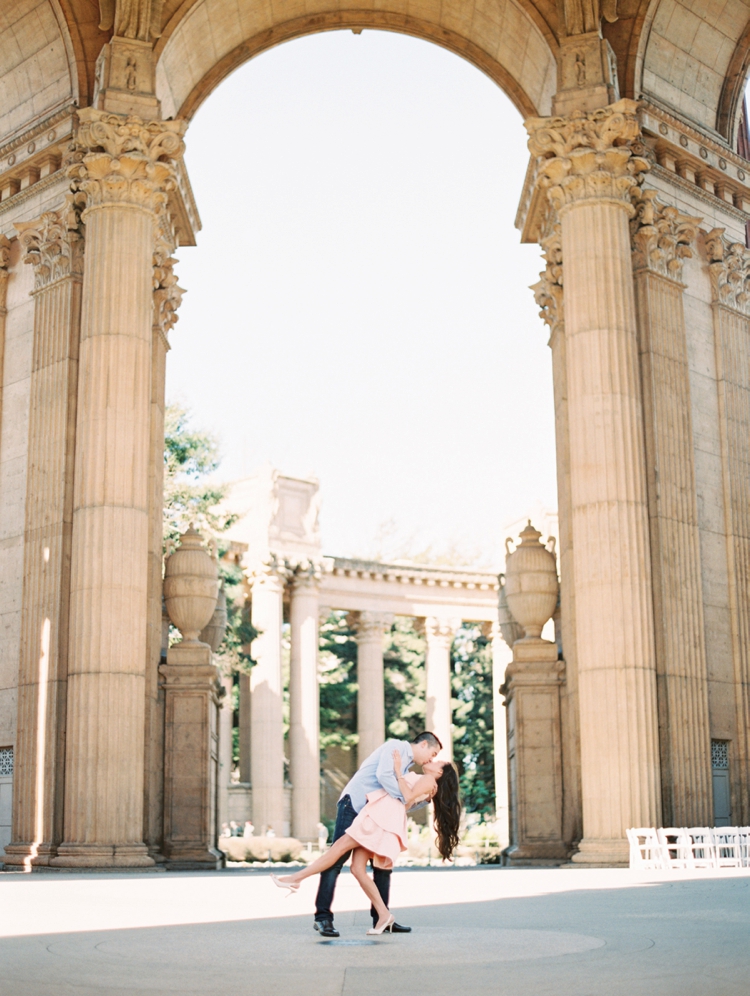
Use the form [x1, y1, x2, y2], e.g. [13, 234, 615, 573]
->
[289, 570, 320, 842]
[424, 617, 460, 759]
[249, 561, 286, 835]
[161, 642, 223, 870]
[504, 640, 567, 865]
[353, 612, 392, 761]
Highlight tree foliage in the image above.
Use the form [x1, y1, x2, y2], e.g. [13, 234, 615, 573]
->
[163, 401, 255, 673]
[452, 624, 495, 816]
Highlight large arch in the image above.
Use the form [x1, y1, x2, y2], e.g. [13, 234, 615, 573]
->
[153, 0, 558, 121]
[637, 0, 750, 143]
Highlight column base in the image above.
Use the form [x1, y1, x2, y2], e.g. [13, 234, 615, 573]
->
[570, 837, 630, 867]
[1, 841, 57, 867]
[164, 846, 223, 871]
[505, 842, 569, 867]
[50, 843, 155, 868]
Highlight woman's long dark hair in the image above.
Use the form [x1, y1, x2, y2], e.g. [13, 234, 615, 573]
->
[433, 761, 461, 861]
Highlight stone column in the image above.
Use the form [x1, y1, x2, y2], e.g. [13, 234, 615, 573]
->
[353, 611, 392, 762]
[4, 208, 83, 868]
[704, 230, 750, 822]
[289, 565, 321, 841]
[0, 235, 10, 444]
[533, 227, 582, 849]
[487, 622, 510, 848]
[238, 672, 251, 783]
[424, 617, 460, 759]
[249, 559, 287, 835]
[526, 99, 661, 864]
[52, 109, 186, 867]
[217, 673, 234, 832]
[632, 191, 712, 827]
[144, 223, 185, 860]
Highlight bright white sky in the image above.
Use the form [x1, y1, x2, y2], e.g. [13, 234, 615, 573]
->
[166, 30, 556, 569]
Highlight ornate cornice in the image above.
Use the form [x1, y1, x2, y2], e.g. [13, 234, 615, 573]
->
[630, 189, 701, 283]
[703, 228, 750, 315]
[68, 108, 186, 213]
[525, 99, 649, 215]
[15, 198, 84, 291]
[531, 224, 563, 343]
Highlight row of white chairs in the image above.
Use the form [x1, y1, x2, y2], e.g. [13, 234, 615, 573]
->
[627, 827, 750, 870]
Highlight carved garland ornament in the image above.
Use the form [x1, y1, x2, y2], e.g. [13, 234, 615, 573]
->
[68, 108, 186, 213]
[526, 99, 649, 214]
[704, 228, 750, 315]
[630, 189, 701, 283]
[15, 197, 85, 291]
[531, 225, 563, 341]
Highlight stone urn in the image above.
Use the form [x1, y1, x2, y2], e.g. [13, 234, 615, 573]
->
[498, 575, 524, 648]
[164, 525, 220, 644]
[200, 582, 228, 653]
[504, 521, 558, 641]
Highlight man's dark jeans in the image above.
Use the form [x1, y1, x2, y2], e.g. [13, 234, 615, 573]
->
[314, 795, 390, 924]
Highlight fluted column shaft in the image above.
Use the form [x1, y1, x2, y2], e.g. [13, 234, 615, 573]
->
[705, 230, 750, 823]
[425, 617, 459, 759]
[53, 109, 185, 867]
[632, 195, 711, 826]
[527, 101, 661, 863]
[289, 572, 320, 841]
[354, 612, 391, 761]
[4, 211, 82, 867]
[250, 564, 286, 835]
[217, 674, 234, 831]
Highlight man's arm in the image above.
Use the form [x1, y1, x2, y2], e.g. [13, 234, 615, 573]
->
[375, 740, 407, 800]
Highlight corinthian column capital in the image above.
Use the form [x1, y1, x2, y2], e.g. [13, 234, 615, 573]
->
[15, 198, 85, 291]
[631, 189, 701, 282]
[526, 99, 649, 215]
[68, 108, 186, 213]
[247, 556, 289, 594]
[424, 616, 461, 649]
[352, 610, 393, 642]
[0, 235, 10, 272]
[704, 228, 750, 315]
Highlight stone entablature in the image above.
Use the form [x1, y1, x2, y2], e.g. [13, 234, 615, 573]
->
[320, 556, 499, 621]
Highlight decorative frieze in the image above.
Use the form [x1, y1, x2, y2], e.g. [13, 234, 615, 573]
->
[630, 189, 700, 283]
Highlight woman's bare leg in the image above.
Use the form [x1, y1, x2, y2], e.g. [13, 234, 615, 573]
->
[350, 848, 391, 928]
[277, 834, 356, 885]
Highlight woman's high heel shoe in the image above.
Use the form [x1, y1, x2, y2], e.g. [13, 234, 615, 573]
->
[271, 874, 300, 897]
[367, 916, 395, 935]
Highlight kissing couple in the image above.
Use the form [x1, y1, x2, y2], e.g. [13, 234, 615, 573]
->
[272, 731, 461, 935]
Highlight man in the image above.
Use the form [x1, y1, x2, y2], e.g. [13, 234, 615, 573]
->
[313, 731, 442, 938]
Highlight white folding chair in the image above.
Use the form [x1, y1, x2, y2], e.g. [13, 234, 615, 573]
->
[711, 827, 742, 868]
[627, 828, 666, 870]
[684, 827, 717, 869]
[657, 827, 691, 869]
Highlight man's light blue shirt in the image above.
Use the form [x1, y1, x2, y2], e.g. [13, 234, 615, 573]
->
[340, 739, 414, 813]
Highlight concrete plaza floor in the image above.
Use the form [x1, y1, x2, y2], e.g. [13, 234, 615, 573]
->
[1, 865, 749, 995]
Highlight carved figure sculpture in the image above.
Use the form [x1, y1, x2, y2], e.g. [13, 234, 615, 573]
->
[99, 0, 165, 41]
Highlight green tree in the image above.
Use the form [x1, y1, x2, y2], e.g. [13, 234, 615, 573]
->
[384, 618, 426, 741]
[318, 611, 358, 753]
[451, 624, 495, 816]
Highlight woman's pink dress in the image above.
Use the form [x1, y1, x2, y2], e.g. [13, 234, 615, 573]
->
[346, 772, 421, 870]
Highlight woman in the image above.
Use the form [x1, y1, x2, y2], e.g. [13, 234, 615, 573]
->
[272, 749, 461, 934]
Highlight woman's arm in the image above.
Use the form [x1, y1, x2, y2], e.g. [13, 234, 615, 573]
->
[391, 751, 435, 807]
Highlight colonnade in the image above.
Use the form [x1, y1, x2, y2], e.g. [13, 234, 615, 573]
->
[233, 559, 493, 841]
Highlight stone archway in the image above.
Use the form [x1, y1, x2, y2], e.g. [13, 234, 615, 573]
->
[3, 0, 750, 871]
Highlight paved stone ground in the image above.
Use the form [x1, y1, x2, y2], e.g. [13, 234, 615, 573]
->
[1, 865, 749, 995]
